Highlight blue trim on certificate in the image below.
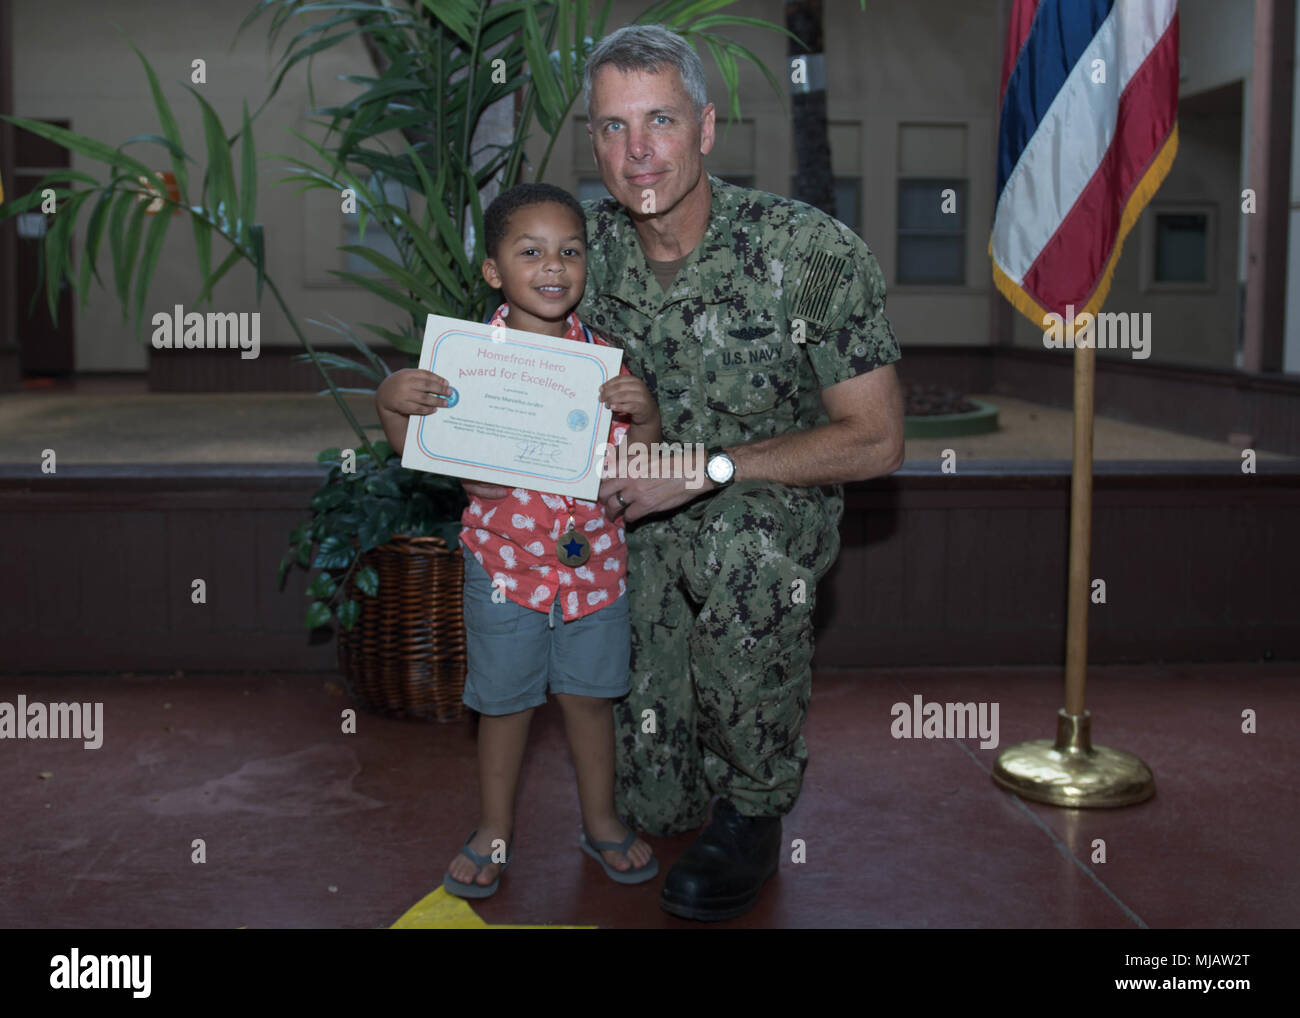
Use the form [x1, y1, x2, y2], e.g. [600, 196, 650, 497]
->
[413, 327, 612, 484]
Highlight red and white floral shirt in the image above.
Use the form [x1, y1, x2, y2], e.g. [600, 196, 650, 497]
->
[459, 302, 631, 621]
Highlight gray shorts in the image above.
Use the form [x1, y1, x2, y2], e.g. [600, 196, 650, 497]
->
[460, 545, 631, 716]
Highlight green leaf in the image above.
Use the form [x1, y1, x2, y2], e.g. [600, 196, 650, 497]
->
[306, 313, 392, 379]
[366, 474, 401, 499]
[116, 198, 150, 318]
[557, 0, 574, 94]
[436, 521, 462, 550]
[195, 247, 243, 306]
[307, 572, 337, 599]
[119, 133, 190, 166]
[360, 321, 421, 355]
[187, 86, 238, 238]
[249, 224, 266, 303]
[0, 185, 55, 218]
[522, 5, 565, 131]
[651, 0, 738, 25]
[239, 100, 257, 239]
[191, 211, 212, 301]
[358, 515, 390, 554]
[106, 190, 132, 309]
[417, 0, 478, 45]
[311, 485, 349, 511]
[330, 267, 433, 321]
[354, 566, 379, 597]
[337, 598, 361, 631]
[389, 206, 464, 296]
[78, 186, 116, 303]
[312, 535, 353, 571]
[293, 348, 383, 383]
[268, 28, 369, 105]
[133, 205, 173, 340]
[43, 201, 77, 322]
[0, 114, 163, 192]
[130, 41, 190, 203]
[305, 601, 333, 629]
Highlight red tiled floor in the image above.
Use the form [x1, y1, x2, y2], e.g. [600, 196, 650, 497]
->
[0, 664, 1295, 929]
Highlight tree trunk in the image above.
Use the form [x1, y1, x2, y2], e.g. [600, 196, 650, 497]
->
[786, 0, 835, 218]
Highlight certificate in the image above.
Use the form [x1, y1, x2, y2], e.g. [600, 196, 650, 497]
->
[401, 314, 623, 501]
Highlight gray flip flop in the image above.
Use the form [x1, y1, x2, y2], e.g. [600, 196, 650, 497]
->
[580, 825, 659, 884]
[443, 830, 512, 899]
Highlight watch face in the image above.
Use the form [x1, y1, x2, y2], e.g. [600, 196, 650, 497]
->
[707, 454, 733, 483]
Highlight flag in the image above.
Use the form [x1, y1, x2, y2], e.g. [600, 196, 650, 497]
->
[991, 0, 1180, 323]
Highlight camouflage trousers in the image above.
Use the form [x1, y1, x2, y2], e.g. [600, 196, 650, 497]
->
[612, 480, 843, 836]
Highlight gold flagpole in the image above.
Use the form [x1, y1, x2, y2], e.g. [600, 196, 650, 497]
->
[991, 339, 1156, 807]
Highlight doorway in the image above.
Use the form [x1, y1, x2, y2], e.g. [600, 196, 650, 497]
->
[13, 118, 75, 376]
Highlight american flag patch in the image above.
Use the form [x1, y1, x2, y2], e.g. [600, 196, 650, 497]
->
[790, 250, 849, 327]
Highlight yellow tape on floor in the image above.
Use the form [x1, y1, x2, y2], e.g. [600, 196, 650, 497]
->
[390, 887, 596, 929]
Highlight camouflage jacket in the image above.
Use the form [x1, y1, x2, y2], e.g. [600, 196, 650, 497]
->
[579, 174, 901, 453]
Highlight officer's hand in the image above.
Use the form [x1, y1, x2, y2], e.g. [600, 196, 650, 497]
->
[599, 448, 712, 523]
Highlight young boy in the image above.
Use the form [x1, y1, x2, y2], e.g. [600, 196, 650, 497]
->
[376, 182, 660, 897]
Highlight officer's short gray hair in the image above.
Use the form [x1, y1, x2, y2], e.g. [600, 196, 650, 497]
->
[583, 24, 709, 119]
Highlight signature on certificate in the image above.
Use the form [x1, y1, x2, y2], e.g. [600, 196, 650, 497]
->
[514, 440, 560, 464]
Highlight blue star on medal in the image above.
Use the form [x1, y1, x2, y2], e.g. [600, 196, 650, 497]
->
[555, 512, 591, 567]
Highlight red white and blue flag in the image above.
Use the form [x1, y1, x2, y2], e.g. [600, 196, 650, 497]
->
[991, 0, 1180, 323]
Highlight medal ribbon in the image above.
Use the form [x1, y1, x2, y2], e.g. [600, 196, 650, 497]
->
[553, 319, 595, 566]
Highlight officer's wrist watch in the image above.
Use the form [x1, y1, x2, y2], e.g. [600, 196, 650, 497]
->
[705, 447, 736, 489]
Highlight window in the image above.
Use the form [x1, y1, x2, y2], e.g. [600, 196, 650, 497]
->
[1140, 203, 1216, 292]
[896, 179, 965, 284]
[1154, 212, 1208, 283]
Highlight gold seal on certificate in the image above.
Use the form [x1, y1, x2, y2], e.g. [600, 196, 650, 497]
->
[400, 314, 623, 502]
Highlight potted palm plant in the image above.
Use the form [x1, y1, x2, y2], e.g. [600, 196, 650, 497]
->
[0, 0, 791, 720]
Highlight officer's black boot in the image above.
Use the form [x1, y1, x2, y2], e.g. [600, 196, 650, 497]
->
[659, 798, 782, 921]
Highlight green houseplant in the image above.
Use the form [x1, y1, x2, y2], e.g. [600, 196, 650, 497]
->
[0, 0, 793, 715]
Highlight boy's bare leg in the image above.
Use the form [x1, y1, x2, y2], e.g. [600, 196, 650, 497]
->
[447, 707, 536, 886]
[555, 692, 654, 871]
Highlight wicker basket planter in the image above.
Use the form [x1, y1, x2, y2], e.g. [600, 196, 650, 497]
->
[336, 534, 469, 723]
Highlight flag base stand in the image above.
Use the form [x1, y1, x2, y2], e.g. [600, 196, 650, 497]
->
[992, 708, 1155, 808]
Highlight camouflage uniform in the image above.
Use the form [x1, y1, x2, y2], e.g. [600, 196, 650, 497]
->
[579, 175, 901, 836]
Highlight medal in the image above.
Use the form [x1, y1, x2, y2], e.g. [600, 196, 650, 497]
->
[555, 513, 591, 567]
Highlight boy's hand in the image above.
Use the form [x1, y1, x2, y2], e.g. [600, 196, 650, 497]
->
[377, 368, 452, 417]
[599, 375, 660, 427]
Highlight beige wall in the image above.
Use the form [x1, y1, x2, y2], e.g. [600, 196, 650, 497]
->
[1179, 0, 1253, 98]
[539, 0, 1004, 347]
[13, 0, 397, 372]
[12, 0, 1256, 375]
